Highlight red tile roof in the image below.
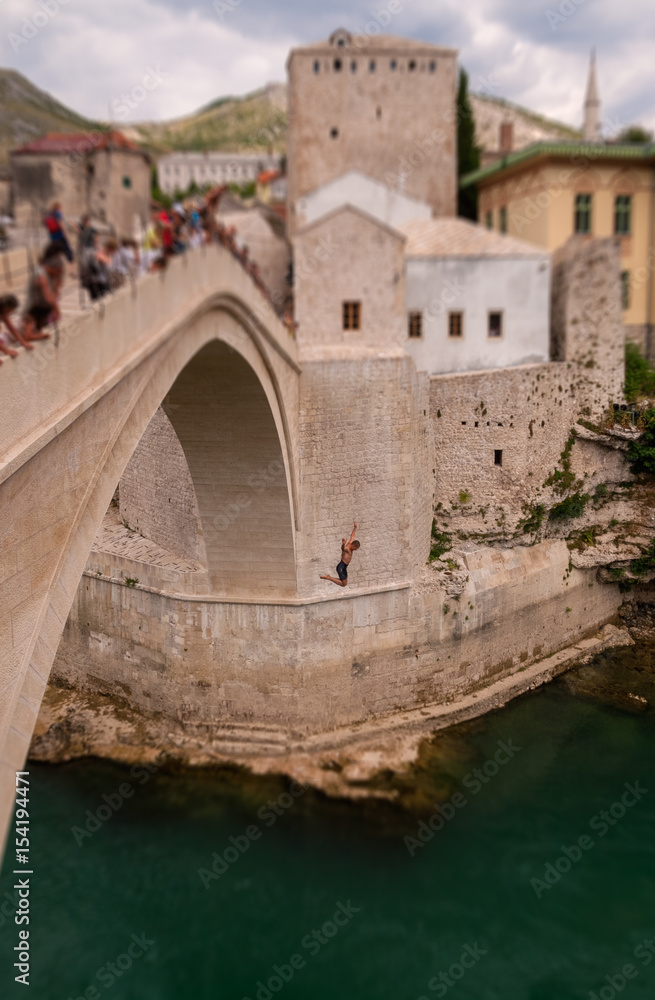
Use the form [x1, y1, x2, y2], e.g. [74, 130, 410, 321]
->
[12, 130, 143, 156]
[258, 169, 282, 184]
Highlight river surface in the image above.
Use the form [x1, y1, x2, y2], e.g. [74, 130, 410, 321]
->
[1, 644, 655, 1000]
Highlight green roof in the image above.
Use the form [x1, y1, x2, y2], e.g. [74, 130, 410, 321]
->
[460, 141, 655, 189]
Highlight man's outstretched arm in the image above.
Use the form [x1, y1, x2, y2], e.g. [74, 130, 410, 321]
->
[348, 521, 358, 545]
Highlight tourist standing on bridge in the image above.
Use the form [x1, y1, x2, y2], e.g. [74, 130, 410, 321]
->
[0, 294, 34, 360]
[320, 523, 360, 587]
[43, 201, 73, 263]
[22, 255, 64, 341]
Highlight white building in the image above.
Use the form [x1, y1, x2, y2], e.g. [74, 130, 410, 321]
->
[296, 170, 431, 231]
[400, 217, 551, 374]
[157, 152, 282, 194]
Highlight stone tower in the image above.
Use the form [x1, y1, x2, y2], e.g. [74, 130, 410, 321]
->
[286, 28, 458, 234]
[582, 49, 601, 142]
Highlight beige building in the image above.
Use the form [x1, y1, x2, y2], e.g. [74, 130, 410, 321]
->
[286, 28, 458, 234]
[461, 143, 655, 355]
[10, 130, 151, 236]
[461, 56, 655, 356]
[157, 152, 280, 194]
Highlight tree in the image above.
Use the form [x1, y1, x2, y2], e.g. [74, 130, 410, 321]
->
[617, 125, 653, 144]
[457, 68, 481, 220]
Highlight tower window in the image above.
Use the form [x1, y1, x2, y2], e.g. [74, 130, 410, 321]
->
[408, 312, 423, 338]
[448, 312, 464, 338]
[615, 195, 632, 235]
[494, 450, 503, 467]
[122, 175, 132, 189]
[343, 301, 361, 330]
[334, 58, 342, 72]
[621, 271, 631, 310]
[408, 59, 416, 71]
[574, 193, 592, 234]
[499, 205, 507, 233]
[390, 59, 397, 71]
[488, 312, 503, 338]
[429, 60, 436, 72]
[369, 59, 376, 72]
[350, 60, 357, 73]
[313, 60, 320, 74]
[330, 127, 339, 139]
[485, 210, 493, 230]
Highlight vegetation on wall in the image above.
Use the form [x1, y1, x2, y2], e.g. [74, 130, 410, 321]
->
[624, 344, 655, 402]
[627, 408, 655, 474]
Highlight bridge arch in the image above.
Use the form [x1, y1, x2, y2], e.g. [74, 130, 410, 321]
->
[0, 253, 300, 850]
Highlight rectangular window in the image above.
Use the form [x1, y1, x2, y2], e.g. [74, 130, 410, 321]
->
[342, 301, 361, 330]
[485, 210, 493, 230]
[488, 311, 503, 338]
[574, 193, 592, 234]
[448, 311, 464, 338]
[621, 271, 631, 311]
[494, 450, 503, 467]
[499, 206, 507, 233]
[615, 195, 632, 235]
[408, 312, 423, 338]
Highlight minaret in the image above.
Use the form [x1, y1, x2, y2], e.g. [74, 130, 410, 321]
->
[583, 49, 601, 142]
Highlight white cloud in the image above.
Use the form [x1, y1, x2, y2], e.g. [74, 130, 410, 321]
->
[0, 0, 653, 134]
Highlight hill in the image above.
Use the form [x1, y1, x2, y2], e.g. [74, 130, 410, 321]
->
[0, 68, 581, 170]
[0, 68, 101, 169]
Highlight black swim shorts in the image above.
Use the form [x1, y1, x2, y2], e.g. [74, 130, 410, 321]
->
[336, 561, 348, 581]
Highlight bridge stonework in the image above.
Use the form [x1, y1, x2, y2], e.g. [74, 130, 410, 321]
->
[0, 237, 626, 854]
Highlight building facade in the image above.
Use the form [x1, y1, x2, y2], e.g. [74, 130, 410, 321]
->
[286, 28, 458, 234]
[157, 152, 281, 194]
[10, 131, 151, 236]
[461, 143, 655, 356]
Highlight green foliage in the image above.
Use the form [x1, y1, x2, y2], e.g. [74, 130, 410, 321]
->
[548, 493, 589, 521]
[617, 125, 654, 143]
[459, 490, 472, 504]
[124, 577, 139, 588]
[544, 430, 578, 493]
[456, 68, 480, 220]
[624, 344, 655, 402]
[443, 604, 450, 615]
[429, 521, 452, 562]
[594, 484, 608, 498]
[520, 503, 546, 535]
[629, 539, 655, 577]
[627, 408, 655, 474]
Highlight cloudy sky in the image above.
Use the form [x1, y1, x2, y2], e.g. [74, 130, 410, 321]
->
[1, 0, 652, 134]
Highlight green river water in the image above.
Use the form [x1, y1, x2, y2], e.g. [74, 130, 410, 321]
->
[1, 643, 654, 1000]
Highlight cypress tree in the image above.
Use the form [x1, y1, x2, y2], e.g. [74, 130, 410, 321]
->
[457, 68, 481, 220]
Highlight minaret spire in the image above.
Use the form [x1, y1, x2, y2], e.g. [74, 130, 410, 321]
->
[583, 48, 601, 142]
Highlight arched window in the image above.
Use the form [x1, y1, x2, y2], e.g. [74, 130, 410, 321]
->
[390, 59, 397, 71]
[313, 60, 320, 74]
[334, 58, 342, 72]
[369, 59, 376, 72]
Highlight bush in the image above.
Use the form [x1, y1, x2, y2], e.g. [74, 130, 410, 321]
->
[548, 493, 589, 520]
[624, 344, 655, 402]
[627, 408, 655, 474]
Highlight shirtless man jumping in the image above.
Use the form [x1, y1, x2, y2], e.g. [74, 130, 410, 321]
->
[320, 522, 360, 587]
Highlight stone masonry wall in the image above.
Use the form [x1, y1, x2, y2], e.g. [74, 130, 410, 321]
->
[119, 406, 207, 566]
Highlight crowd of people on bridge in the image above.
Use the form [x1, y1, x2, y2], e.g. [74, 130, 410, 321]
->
[0, 188, 290, 366]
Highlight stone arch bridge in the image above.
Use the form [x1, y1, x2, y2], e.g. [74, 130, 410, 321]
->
[0, 246, 305, 849]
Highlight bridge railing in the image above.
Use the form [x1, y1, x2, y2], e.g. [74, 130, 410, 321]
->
[0, 242, 298, 484]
